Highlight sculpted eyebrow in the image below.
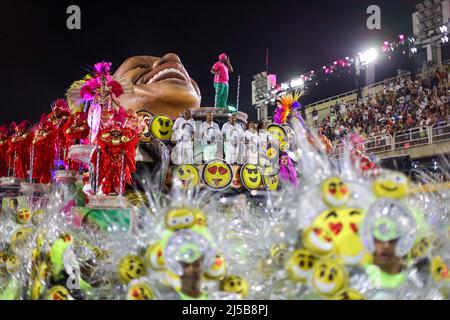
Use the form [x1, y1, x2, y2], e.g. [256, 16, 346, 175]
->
[325, 211, 338, 219]
[349, 210, 361, 215]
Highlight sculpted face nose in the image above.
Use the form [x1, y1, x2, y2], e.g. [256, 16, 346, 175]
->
[152, 53, 182, 69]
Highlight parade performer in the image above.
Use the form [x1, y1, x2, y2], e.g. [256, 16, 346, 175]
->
[78, 62, 132, 142]
[63, 110, 90, 170]
[7, 121, 33, 179]
[92, 109, 139, 195]
[46, 99, 71, 168]
[349, 133, 376, 173]
[273, 93, 301, 185]
[0, 125, 10, 177]
[200, 111, 221, 163]
[211, 53, 233, 108]
[244, 122, 259, 164]
[172, 110, 196, 164]
[31, 116, 56, 184]
[221, 114, 244, 164]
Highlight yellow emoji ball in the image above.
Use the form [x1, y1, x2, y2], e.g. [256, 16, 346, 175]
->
[431, 256, 449, 283]
[240, 163, 262, 190]
[313, 208, 368, 265]
[286, 249, 317, 283]
[16, 208, 32, 225]
[205, 254, 227, 279]
[321, 177, 350, 208]
[312, 259, 348, 297]
[174, 164, 200, 189]
[45, 286, 74, 300]
[127, 282, 155, 300]
[144, 243, 165, 270]
[117, 255, 146, 284]
[165, 207, 196, 231]
[302, 227, 335, 257]
[267, 124, 287, 145]
[150, 114, 173, 142]
[333, 288, 366, 300]
[262, 166, 279, 191]
[202, 160, 232, 190]
[222, 275, 249, 298]
[373, 171, 409, 199]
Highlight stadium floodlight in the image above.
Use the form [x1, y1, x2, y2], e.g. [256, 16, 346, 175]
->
[440, 25, 448, 33]
[280, 82, 290, 91]
[441, 35, 449, 43]
[411, 46, 418, 54]
[359, 48, 378, 65]
[290, 77, 304, 88]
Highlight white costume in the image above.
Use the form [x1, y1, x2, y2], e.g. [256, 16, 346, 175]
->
[221, 122, 244, 164]
[172, 117, 196, 164]
[200, 121, 221, 162]
[244, 130, 259, 164]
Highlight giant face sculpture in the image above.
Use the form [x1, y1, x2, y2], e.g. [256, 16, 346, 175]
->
[114, 53, 201, 118]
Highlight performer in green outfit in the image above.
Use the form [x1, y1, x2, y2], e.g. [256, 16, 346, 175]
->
[211, 53, 233, 108]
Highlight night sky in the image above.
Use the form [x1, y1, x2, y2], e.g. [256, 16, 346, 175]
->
[0, 0, 417, 123]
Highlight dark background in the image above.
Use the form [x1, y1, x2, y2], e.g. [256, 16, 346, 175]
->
[0, 0, 418, 123]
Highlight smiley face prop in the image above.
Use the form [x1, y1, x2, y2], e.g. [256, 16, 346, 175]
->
[267, 124, 287, 145]
[373, 171, 409, 199]
[313, 208, 368, 265]
[165, 207, 196, 231]
[321, 177, 350, 209]
[16, 208, 32, 225]
[312, 259, 348, 298]
[144, 243, 165, 270]
[262, 166, 279, 191]
[240, 163, 262, 190]
[286, 249, 317, 283]
[150, 114, 173, 142]
[174, 164, 200, 189]
[117, 255, 147, 284]
[205, 254, 227, 279]
[302, 227, 335, 257]
[222, 275, 249, 298]
[127, 282, 155, 300]
[202, 160, 232, 190]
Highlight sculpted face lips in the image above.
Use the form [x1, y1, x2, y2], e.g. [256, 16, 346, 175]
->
[114, 53, 201, 118]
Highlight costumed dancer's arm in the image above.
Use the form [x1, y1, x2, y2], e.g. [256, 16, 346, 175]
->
[226, 57, 233, 73]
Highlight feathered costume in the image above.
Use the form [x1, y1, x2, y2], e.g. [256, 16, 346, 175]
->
[73, 62, 132, 143]
[7, 121, 33, 179]
[273, 93, 301, 186]
[46, 99, 71, 167]
[0, 125, 10, 177]
[32, 115, 57, 184]
[91, 108, 139, 195]
[274, 92, 305, 126]
[348, 133, 377, 173]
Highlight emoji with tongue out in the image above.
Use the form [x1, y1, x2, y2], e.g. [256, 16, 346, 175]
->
[202, 160, 232, 190]
[174, 164, 199, 190]
[313, 208, 370, 265]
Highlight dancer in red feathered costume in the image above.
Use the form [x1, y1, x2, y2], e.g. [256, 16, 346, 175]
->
[31, 116, 57, 184]
[0, 125, 11, 177]
[46, 99, 71, 168]
[63, 111, 90, 169]
[91, 108, 139, 195]
[7, 121, 34, 179]
[349, 133, 377, 173]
